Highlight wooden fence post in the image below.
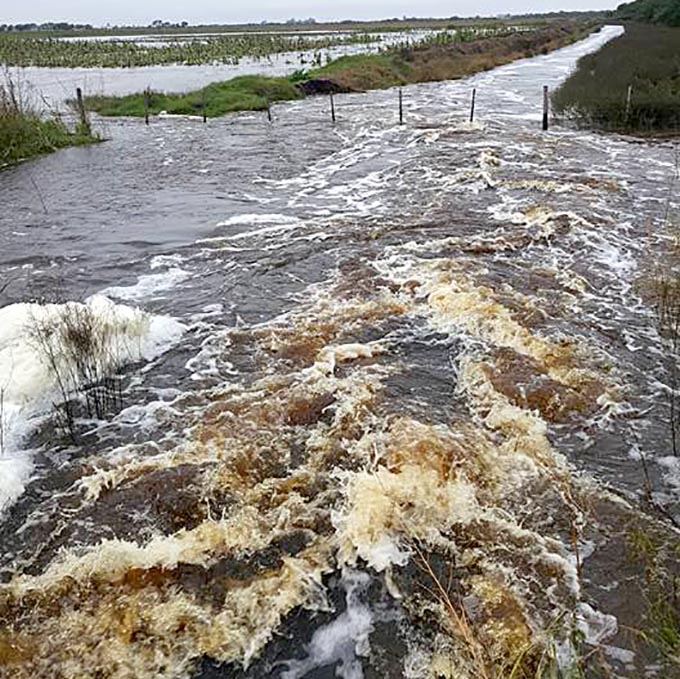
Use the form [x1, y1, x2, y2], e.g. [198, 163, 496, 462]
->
[625, 84, 633, 122]
[330, 92, 336, 124]
[267, 104, 272, 123]
[202, 88, 207, 123]
[75, 87, 90, 133]
[469, 88, 476, 123]
[144, 88, 150, 125]
[542, 85, 549, 131]
[399, 88, 403, 125]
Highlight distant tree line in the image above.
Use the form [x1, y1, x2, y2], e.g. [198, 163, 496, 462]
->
[0, 23, 94, 32]
[284, 18, 318, 25]
[0, 20, 193, 33]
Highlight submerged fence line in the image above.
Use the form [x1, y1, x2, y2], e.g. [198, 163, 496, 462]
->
[74, 84, 567, 131]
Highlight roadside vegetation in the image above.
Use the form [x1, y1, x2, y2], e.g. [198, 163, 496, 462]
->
[0, 75, 98, 168]
[85, 22, 592, 119]
[552, 24, 680, 134]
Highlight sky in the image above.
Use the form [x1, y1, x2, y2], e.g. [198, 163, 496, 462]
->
[1, 0, 621, 26]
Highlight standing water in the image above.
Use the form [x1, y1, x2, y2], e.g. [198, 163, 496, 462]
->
[1, 25, 679, 679]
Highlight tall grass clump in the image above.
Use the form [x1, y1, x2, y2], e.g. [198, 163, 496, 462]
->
[28, 302, 134, 441]
[552, 24, 680, 134]
[628, 527, 680, 670]
[0, 73, 98, 167]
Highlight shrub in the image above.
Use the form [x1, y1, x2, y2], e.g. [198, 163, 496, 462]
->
[552, 24, 680, 133]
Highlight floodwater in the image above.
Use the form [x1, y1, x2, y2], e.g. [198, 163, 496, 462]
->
[1, 24, 679, 679]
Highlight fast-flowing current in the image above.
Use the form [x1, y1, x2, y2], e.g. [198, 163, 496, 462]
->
[1, 25, 679, 679]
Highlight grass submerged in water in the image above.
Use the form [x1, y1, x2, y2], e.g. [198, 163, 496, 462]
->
[86, 75, 302, 118]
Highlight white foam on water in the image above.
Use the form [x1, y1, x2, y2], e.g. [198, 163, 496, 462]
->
[198, 213, 304, 243]
[0, 294, 185, 513]
[576, 603, 618, 646]
[0, 452, 34, 515]
[280, 569, 373, 679]
[102, 254, 191, 301]
[102, 267, 190, 301]
[657, 456, 680, 495]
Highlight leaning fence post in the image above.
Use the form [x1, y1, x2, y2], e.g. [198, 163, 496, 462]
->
[469, 87, 476, 123]
[399, 88, 403, 125]
[75, 87, 89, 133]
[201, 88, 207, 123]
[267, 104, 272, 123]
[542, 85, 549, 131]
[143, 88, 150, 125]
[330, 92, 336, 124]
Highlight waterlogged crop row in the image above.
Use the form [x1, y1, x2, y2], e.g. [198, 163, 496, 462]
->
[0, 32, 382, 68]
[0, 25, 525, 69]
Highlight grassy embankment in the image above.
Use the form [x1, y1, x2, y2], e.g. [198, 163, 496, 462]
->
[86, 22, 594, 119]
[552, 23, 680, 134]
[0, 79, 99, 168]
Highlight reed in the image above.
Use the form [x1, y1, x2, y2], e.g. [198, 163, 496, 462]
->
[0, 72, 98, 167]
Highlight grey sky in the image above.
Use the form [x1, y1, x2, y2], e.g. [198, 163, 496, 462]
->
[2, 0, 620, 26]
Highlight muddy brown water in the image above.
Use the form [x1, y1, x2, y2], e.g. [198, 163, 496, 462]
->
[1, 26, 679, 679]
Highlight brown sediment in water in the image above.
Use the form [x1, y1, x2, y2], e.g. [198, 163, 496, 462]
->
[0, 246, 635, 679]
[481, 348, 605, 423]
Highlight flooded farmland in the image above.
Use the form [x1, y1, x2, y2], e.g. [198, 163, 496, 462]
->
[1, 24, 679, 679]
[7, 29, 435, 109]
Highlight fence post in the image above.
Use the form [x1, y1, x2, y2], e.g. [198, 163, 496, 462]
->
[399, 88, 403, 125]
[330, 92, 336, 124]
[201, 88, 207, 123]
[75, 87, 90, 133]
[625, 84, 633, 123]
[469, 88, 476, 123]
[542, 85, 549, 131]
[267, 104, 272, 123]
[144, 88, 150, 125]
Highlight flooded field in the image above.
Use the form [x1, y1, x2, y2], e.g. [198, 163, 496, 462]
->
[1, 25, 679, 679]
[5, 30, 434, 109]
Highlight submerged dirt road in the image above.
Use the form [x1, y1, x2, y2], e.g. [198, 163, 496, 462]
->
[1, 25, 679, 679]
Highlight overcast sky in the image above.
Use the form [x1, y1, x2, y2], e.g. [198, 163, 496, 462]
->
[2, 0, 620, 26]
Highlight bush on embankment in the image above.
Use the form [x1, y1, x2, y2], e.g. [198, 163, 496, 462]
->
[1, 78, 98, 167]
[86, 22, 593, 119]
[614, 0, 680, 27]
[552, 23, 680, 134]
